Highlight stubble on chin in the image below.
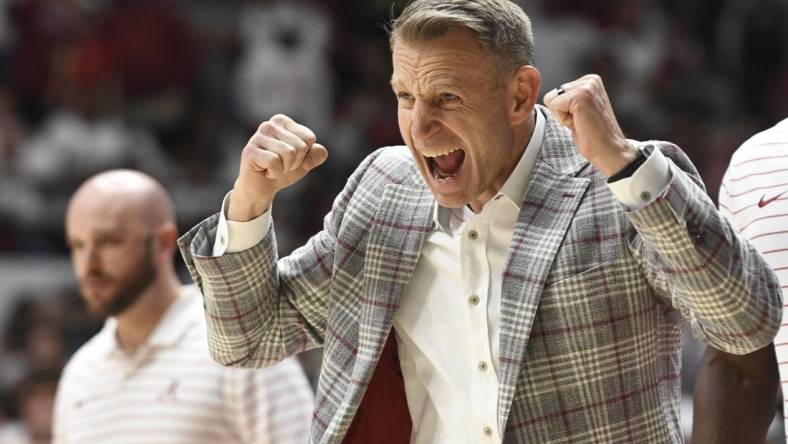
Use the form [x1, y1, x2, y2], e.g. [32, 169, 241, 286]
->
[82, 255, 157, 318]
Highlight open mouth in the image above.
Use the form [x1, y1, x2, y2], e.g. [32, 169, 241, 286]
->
[425, 148, 465, 181]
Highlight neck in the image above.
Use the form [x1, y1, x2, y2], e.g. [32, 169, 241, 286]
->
[115, 271, 180, 355]
[468, 113, 535, 213]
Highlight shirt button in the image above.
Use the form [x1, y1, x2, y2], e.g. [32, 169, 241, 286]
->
[478, 361, 488, 371]
[640, 191, 652, 201]
[483, 426, 493, 437]
[468, 295, 480, 305]
[468, 230, 478, 240]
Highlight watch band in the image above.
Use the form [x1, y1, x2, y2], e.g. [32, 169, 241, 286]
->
[607, 149, 648, 183]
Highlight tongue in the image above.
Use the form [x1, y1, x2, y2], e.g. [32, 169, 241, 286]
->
[434, 150, 465, 174]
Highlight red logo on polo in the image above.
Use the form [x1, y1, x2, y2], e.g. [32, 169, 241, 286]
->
[758, 190, 787, 208]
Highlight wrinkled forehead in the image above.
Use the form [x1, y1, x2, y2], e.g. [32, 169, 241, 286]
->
[390, 31, 498, 88]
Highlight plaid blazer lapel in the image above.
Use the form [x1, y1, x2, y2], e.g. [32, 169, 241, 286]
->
[497, 111, 592, 431]
[350, 181, 434, 403]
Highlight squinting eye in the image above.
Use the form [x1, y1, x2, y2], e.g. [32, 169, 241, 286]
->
[397, 92, 414, 101]
[440, 92, 458, 102]
[96, 237, 123, 247]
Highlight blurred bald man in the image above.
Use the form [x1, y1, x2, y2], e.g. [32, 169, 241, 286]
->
[53, 170, 314, 444]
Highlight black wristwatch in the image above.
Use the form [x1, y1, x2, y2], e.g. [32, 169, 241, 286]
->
[607, 148, 648, 183]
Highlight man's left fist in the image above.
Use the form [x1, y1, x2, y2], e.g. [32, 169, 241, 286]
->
[543, 74, 637, 177]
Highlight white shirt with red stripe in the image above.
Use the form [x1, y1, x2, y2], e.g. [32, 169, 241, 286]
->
[719, 117, 788, 441]
[53, 286, 314, 444]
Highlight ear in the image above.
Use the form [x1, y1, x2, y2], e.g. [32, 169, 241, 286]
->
[507, 65, 541, 126]
[153, 222, 179, 260]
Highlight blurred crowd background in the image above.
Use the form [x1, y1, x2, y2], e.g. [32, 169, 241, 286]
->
[0, 0, 786, 442]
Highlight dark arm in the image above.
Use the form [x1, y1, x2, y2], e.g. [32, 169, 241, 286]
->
[691, 343, 779, 444]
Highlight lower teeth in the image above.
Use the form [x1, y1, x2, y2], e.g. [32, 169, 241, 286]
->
[428, 158, 459, 180]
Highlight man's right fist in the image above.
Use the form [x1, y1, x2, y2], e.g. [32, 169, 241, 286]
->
[229, 114, 328, 221]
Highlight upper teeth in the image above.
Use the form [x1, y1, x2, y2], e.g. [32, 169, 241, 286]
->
[423, 147, 461, 158]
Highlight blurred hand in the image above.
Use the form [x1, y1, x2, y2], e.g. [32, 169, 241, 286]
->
[543, 74, 637, 177]
[229, 114, 328, 221]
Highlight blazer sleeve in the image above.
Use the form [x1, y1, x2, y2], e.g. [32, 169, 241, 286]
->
[178, 150, 383, 368]
[627, 142, 782, 355]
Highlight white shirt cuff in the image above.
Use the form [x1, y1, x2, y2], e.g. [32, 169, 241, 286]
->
[212, 191, 272, 256]
[607, 145, 671, 210]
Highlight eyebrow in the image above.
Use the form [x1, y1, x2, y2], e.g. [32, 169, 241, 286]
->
[87, 228, 125, 240]
[429, 79, 464, 92]
[389, 76, 466, 95]
[390, 77, 404, 91]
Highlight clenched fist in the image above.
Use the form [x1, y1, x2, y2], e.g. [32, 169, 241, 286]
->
[229, 114, 328, 221]
[543, 74, 637, 177]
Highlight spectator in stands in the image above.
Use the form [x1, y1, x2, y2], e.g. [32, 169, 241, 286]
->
[234, 0, 332, 136]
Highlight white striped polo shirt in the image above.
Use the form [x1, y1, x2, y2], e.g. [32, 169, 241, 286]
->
[719, 117, 788, 441]
[53, 286, 314, 444]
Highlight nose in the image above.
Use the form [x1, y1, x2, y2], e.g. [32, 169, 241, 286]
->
[410, 101, 440, 142]
[78, 244, 103, 277]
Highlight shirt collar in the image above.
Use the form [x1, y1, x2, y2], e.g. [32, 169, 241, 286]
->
[433, 108, 546, 232]
[98, 286, 200, 359]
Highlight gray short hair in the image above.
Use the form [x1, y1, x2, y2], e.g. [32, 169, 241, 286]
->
[388, 0, 535, 72]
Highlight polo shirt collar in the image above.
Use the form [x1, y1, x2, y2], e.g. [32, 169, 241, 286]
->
[98, 286, 199, 359]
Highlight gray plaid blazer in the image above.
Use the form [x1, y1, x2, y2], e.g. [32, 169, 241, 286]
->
[179, 110, 782, 443]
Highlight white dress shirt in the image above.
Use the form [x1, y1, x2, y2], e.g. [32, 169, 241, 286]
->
[212, 109, 671, 443]
[393, 109, 546, 443]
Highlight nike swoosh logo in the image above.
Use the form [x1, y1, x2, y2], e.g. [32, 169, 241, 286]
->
[758, 190, 787, 208]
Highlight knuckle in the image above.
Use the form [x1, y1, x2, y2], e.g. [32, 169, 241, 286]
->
[250, 134, 269, 150]
[241, 144, 257, 162]
[305, 136, 316, 147]
[271, 114, 289, 124]
[582, 73, 600, 83]
[258, 121, 274, 135]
